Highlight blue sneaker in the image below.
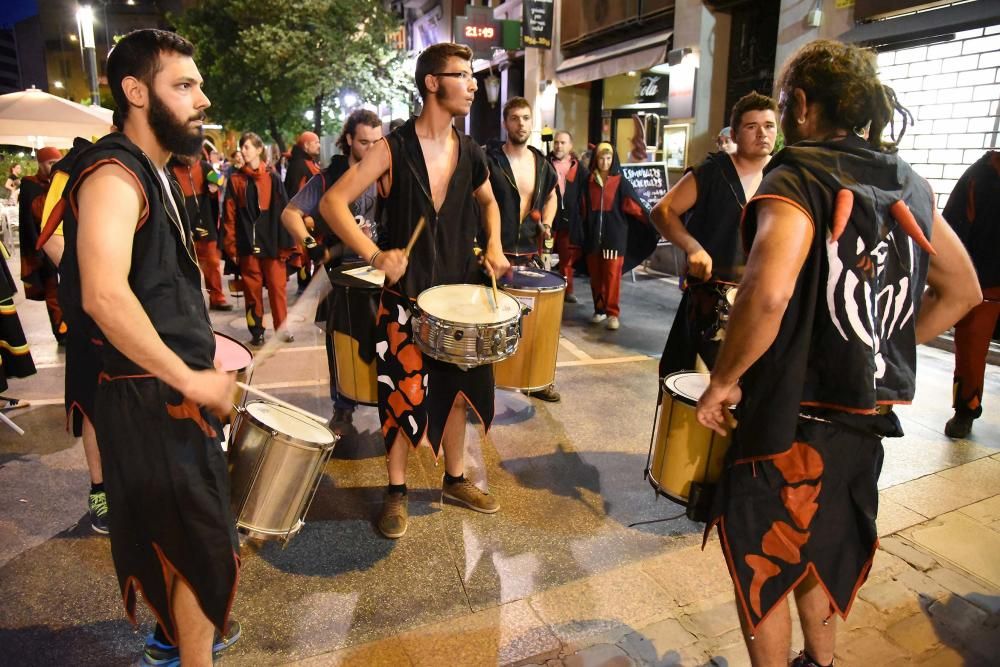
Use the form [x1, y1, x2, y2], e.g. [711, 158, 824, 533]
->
[141, 619, 242, 666]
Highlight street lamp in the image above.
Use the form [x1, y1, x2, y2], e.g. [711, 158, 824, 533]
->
[76, 5, 101, 106]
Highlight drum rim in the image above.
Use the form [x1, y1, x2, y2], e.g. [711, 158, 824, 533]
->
[240, 399, 336, 447]
[416, 284, 522, 325]
[213, 330, 253, 373]
[661, 371, 706, 408]
[500, 268, 567, 292]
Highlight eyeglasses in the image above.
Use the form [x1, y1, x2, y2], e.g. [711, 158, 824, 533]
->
[433, 72, 474, 81]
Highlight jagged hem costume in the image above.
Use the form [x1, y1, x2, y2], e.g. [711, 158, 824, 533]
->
[0, 245, 36, 391]
[705, 136, 934, 633]
[375, 120, 495, 455]
[58, 133, 239, 643]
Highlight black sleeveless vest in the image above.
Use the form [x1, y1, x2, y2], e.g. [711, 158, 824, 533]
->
[58, 132, 215, 375]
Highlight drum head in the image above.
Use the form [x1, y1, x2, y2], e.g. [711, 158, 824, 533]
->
[214, 332, 253, 372]
[417, 284, 521, 323]
[663, 371, 711, 407]
[245, 400, 335, 445]
[725, 287, 737, 307]
[501, 267, 566, 291]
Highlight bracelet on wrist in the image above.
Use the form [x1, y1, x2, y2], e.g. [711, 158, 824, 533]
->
[369, 249, 382, 266]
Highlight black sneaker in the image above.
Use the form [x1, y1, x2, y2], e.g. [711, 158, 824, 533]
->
[564, 292, 578, 303]
[248, 334, 265, 347]
[141, 619, 242, 666]
[525, 385, 561, 402]
[88, 490, 109, 534]
[209, 302, 234, 311]
[945, 411, 975, 439]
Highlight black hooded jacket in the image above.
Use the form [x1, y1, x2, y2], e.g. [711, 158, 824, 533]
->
[583, 150, 656, 270]
[283, 143, 320, 198]
[484, 140, 558, 255]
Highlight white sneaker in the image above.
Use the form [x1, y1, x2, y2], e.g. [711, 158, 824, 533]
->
[606, 316, 620, 330]
[590, 312, 608, 324]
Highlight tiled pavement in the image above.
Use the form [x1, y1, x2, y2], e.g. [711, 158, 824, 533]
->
[1, 255, 998, 666]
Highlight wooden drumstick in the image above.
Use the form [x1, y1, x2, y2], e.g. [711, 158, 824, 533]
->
[236, 381, 328, 426]
[404, 216, 426, 258]
[489, 271, 500, 312]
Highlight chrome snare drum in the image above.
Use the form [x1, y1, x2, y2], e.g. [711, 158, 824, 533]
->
[412, 284, 524, 369]
[228, 400, 337, 542]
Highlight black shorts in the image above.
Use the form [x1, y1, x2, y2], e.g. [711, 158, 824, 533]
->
[94, 375, 240, 644]
[708, 415, 884, 633]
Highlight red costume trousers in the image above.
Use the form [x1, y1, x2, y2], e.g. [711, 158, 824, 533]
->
[586, 253, 624, 317]
[239, 256, 288, 337]
[953, 286, 1000, 415]
[554, 230, 582, 295]
[195, 240, 227, 306]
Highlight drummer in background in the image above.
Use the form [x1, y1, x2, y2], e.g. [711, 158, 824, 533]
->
[169, 151, 232, 311]
[57, 29, 241, 664]
[651, 92, 777, 376]
[281, 109, 384, 431]
[696, 39, 981, 667]
[484, 96, 561, 403]
[320, 42, 510, 539]
[549, 130, 589, 305]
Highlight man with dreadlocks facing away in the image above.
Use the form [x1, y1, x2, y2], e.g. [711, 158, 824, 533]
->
[696, 40, 981, 667]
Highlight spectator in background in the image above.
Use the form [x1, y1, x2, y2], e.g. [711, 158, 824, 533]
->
[716, 126, 736, 155]
[941, 150, 998, 439]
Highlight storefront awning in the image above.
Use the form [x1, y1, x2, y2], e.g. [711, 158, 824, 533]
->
[556, 31, 672, 87]
[840, 0, 1000, 48]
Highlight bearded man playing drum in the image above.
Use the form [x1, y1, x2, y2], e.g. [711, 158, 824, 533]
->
[57, 29, 241, 666]
[696, 40, 982, 667]
[320, 42, 510, 539]
[651, 92, 777, 377]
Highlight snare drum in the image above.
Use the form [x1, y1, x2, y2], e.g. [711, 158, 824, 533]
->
[413, 284, 523, 369]
[228, 400, 337, 542]
[494, 268, 566, 390]
[214, 331, 254, 423]
[325, 263, 380, 405]
[646, 372, 732, 516]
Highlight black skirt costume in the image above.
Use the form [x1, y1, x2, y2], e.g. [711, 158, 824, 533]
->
[376, 120, 495, 455]
[660, 152, 747, 378]
[58, 133, 239, 644]
[0, 244, 36, 391]
[707, 135, 934, 633]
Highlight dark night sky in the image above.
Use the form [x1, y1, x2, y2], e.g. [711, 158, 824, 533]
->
[0, 0, 39, 28]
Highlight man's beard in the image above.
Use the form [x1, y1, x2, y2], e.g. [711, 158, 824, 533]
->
[148, 88, 205, 156]
[434, 87, 470, 117]
[508, 131, 529, 146]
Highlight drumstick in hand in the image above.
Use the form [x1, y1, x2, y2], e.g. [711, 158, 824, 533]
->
[489, 272, 499, 312]
[236, 381, 327, 425]
[404, 216, 426, 258]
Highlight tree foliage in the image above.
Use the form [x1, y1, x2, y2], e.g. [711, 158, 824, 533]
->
[171, 0, 413, 151]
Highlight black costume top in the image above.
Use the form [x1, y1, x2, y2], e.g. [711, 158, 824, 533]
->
[549, 155, 589, 248]
[483, 141, 557, 255]
[58, 132, 216, 376]
[684, 151, 747, 282]
[380, 119, 490, 296]
[735, 135, 934, 459]
[283, 143, 321, 197]
[942, 150, 1000, 289]
[224, 163, 293, 260]
[582, 152, 655, 268]
[169, 157, 217, 242]
[17, 172, 55, 301]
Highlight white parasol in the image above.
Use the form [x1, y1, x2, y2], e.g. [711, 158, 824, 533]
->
[0, 86, 114, 149]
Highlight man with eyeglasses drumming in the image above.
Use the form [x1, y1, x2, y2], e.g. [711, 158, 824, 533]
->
[319, 42, 510, 539]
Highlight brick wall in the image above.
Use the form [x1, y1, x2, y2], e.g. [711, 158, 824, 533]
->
[877, 25, 1000, 210]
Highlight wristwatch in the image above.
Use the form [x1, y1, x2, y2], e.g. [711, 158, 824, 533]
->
[304, 236, 326, 263]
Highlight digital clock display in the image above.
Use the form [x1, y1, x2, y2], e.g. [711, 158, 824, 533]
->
[464, 25, 496, 39]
